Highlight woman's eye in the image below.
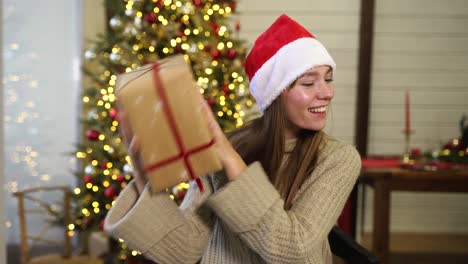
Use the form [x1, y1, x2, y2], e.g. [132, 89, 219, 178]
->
[302, 82, 314, 86]
[325, 79, 334, 83]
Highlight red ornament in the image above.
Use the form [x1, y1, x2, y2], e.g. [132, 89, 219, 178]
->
[116, 174, 126, 182]
[105, 187, 117, 199]
[227, 49, 237, 60]
[83, 175, 92, 184]
[100, 162, 108, 169]
[223, 85, 230, 93]
[99, 219, 105, 230]
[210, 22, 219, 31]
[229, 2, 237, 12]
[143, 12, 157, 23]
[207, 96, 215, 106]
[212, 50, 221, 60]
[443, 138, 459, 151]
[115, 67, 125, 73]
[410, 148, 422, 157]
[175, 190, 186, 201]
[86, 130, 100, 141]
[235, 20, 241, 31]
[176, 44, 183, 53]
[110, 108, 118, 120]
[193, 0, 203, 8]
[178, 30, 185, 38]
[204, 44, 212, 52]
[156, 0, 164, 7]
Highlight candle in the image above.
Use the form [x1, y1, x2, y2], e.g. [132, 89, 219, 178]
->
[405, 91, 411, 133]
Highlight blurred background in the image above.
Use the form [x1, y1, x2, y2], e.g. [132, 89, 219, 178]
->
[1, 0, 467, 263]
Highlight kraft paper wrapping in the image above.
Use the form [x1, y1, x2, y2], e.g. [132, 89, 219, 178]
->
[116, 55, 222, 192]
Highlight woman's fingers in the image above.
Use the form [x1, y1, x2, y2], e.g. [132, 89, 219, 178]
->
[201, 99, 223, 137]
[128, 136, 141, 156]
[198, 95, 246, 181]
[118, 111, 133, 145]
[199, 96, 235, 165]
[196, 91, 219, 132]
[127, 135, 147, 186]
[118, 111, 146, 180]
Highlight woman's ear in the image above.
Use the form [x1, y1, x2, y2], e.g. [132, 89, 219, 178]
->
[281, 82, 295, 99]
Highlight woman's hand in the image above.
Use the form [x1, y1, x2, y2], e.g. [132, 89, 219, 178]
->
[201, 100, 247, 181]
[118, 111, 147, 194]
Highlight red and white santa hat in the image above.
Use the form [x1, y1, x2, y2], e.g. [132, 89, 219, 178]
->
[245, 14, 336, 111]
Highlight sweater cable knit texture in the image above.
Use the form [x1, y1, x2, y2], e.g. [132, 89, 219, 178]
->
[104, 137, 361, 263]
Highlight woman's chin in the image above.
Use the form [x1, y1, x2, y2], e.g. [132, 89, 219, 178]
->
[303, 122, 326, 132]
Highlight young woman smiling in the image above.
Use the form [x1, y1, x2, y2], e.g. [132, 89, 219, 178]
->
[105, 14, 361, 264]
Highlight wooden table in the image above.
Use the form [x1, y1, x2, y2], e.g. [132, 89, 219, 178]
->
[359, 167, 468, 264]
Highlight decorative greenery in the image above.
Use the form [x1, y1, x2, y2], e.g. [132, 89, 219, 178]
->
[408, 115, 468, 170]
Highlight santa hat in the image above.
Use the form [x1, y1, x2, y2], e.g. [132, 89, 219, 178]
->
[245, 14, 336, 111]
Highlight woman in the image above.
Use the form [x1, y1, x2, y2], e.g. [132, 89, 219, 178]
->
[105, 14, 361, 264]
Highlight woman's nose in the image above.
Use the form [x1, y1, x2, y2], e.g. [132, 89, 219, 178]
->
[316, 81, 334, 100]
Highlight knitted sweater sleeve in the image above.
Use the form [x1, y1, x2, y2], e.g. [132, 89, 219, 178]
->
[104, 177, 214, 264]
[205, 142, 361, 263]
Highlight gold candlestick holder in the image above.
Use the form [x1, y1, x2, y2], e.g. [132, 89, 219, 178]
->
[402, 129, 414, 165]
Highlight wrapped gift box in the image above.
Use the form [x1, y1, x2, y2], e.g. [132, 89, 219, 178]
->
[116, 55, 222, 192]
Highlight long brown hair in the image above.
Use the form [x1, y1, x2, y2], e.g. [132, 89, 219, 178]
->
[228, 95, 324, 210]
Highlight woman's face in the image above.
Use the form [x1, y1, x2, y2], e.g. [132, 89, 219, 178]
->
[280, 65, 334, 139]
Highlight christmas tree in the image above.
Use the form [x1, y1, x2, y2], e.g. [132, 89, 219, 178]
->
[73, 0, 253, 262]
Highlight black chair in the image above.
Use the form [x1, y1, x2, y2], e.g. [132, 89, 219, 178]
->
[328, 226, 379, 264]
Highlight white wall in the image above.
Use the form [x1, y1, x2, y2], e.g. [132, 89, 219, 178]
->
[364, 0, 468, 233]
[369, 0, 468, 154]
[3, 0, 82, 244]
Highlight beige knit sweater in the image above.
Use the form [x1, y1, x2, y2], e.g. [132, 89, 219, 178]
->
[104, 137, 361, 264]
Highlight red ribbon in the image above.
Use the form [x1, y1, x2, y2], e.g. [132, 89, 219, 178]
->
[143, 62, 214, 192]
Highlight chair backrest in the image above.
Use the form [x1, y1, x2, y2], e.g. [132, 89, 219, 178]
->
[13, 186, 73, 264]
[328, 226, 380, 264]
